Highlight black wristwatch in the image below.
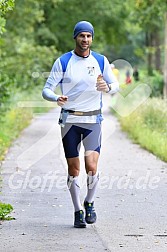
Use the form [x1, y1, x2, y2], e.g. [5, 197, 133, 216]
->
[106, 84, 111, 93]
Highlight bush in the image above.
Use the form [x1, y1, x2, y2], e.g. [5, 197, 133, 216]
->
[0, 42, 58, 117]
[148, 71, 164, 97]
[0, 73, 16, 108]
[0, 202, 14, 220]
[140, 70, 164, 97]
[1, 42, 58, 90]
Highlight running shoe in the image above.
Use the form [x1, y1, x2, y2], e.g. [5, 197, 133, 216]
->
[84, 201, 97, 224]
[74, 210, 86, 228]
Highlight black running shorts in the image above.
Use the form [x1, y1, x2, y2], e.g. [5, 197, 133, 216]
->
[61, 123, 102, 158]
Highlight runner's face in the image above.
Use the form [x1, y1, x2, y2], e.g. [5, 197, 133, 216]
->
[75, 32, 92, 52]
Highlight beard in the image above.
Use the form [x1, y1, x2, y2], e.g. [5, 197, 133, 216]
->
[76, 41, 90, 51]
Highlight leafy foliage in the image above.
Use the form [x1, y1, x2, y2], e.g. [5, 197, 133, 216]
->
[0, 202, 14, 220]
[0, 0, 59, 111]
[133, 0, 166, 30]
[124, 0, 166, 75]
[0, 0, 166, 111]
[147, 71, 164, 97]
[37, 0, 129, 53]
[0, 0, 15, 34]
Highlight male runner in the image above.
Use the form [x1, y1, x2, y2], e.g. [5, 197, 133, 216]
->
[42, 21, 119, 228]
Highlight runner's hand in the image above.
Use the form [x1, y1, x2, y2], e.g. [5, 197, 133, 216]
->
[96, 75, 109, 92]
[57, 96, 68, 106]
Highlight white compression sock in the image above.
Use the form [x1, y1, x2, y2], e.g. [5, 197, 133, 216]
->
[67, 175, 83, 212]
[85, 172, 99, 203]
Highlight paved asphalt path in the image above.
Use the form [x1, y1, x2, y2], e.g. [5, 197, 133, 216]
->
[0, 94, 167, 252]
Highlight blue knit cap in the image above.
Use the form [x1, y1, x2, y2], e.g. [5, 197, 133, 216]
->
[73, 21, 94, 39]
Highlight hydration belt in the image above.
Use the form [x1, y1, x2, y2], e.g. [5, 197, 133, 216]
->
[59, 108, 101, 127]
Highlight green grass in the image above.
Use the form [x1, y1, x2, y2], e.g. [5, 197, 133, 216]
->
[0, 85, 53, 161]
[118, 98, 167, 162]
[0, 107, 33, 160]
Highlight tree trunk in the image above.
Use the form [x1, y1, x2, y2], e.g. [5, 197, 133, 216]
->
[163, 12, 167, 99]
[146, 32, 153, 75]
[153, 32, 161, 72]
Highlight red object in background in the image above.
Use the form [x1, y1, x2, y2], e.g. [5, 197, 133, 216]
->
[126, 76, 132, 84]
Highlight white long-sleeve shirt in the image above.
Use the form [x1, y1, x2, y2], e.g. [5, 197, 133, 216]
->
[42, 50, 119, 123]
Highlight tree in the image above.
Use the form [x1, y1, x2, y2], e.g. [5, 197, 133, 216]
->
[0, 0, 15, 34]
[37, 0, 129, 54]
[0, 0, 15, 108]
[126, 0, 166, 73]
[0, 0, 58, 103]
[125, 0, 167, 97]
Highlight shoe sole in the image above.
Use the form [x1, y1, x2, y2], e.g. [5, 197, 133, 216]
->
[74, 224, 86, 228]
[85, 218, 96, 224]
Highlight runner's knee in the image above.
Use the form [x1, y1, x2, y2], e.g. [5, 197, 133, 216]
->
[85, 162, 97, 175]
[67, 159, 80, 177]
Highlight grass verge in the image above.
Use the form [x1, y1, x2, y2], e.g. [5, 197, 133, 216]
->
[117, 97, 167, 162]
[0, 86, 53, 161]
